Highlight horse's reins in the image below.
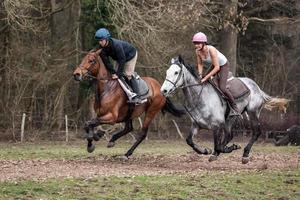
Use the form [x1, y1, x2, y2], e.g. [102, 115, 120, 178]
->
[166, 61, 205, 113]
[79, 55, 110, 81]
[166, 62, 203, 89]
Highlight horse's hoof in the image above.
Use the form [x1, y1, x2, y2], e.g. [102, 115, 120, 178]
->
[205, 148, 212, 155]
[208, 155, 218, 162]
[87, 144, 95, 153]
[96, 130, 105, 137]
[112, 155, 129, 161]
[107, 142, 115, 148]
[93, 134, 100, 141]
[120, 155, 129, 161]
[234, 144, 242, 150]
[242, 157, 249, 164]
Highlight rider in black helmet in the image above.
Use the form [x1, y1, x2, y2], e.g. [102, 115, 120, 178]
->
[95, 28, 142, 104]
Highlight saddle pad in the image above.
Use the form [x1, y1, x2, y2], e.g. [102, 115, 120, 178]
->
[226, 78, 250, 99]
[118, 74, 151, 100]
[134, 77, 149, 97]
[132, 72, 149, 99]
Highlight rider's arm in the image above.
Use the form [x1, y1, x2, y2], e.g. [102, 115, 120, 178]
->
[202, 47, 220, 82]
[114, 44, 126, 77]
[94, 48, 102, 55]
[99, 51, 116, 74]
[196, 49, 203, 77]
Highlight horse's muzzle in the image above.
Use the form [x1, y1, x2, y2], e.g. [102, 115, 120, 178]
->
[161, 89, 171, 97]
[73, 73, 82, 81]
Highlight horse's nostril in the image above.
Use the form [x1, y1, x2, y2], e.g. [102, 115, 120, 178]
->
[161, 89, 168, 96]
[73, 73, 80, 80]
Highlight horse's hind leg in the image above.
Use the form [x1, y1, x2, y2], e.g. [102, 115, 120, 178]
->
[222, 118, 241, 152]
[242, 111, 262, 164]
[209, 123, 240, 162]
[186, 122, 212, 155]
[124, 107, 158, 157]
[125, 127, 148, 157]
[107, 120, 133, 148]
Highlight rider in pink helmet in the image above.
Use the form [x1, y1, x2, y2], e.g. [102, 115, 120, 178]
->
[193, 32, 239, 116]
[192, 32, 207, 43]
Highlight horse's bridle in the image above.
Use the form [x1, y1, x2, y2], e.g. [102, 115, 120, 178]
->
[77, 58, 97, 80]
[165, 62, 184, 89]
[165, 61, 202, 92]
[78, 55, 108, 81]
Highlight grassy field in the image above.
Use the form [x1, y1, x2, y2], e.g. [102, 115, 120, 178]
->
[0, 140, 299, 200]
[0, 170, 299, 200]
[0, 139, 299, 160]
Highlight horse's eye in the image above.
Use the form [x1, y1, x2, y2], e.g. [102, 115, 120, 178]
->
[174, 71, 179, 75]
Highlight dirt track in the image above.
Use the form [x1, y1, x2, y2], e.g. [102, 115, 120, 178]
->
[1, 152, 299, 181]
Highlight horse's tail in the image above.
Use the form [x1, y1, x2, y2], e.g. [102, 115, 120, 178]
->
[260, 90, 290, 113]
[162, 97, 186, 117]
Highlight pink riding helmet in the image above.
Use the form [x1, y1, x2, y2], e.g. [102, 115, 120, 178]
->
[192, 32, 207, 43]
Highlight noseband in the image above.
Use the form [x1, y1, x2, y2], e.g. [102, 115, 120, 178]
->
[78, 55, 108, 81]
[165, 61, 202, 90]
[165, 62, 184, 89]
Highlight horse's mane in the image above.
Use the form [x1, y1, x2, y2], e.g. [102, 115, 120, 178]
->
[176, 55, 199, 79]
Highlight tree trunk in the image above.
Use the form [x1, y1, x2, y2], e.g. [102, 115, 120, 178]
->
[219, 0, 238, 75]
[50, 0, 81, 130]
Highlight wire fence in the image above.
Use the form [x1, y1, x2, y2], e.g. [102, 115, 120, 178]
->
[0, 110, 298, 142]
[0, 112, 188, 142]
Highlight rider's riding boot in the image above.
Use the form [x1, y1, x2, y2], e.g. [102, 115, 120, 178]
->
[229, 101, 240, 116]
[127, 78, 144, 104]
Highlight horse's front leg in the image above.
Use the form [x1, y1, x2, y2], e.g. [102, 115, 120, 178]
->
[84, 112, 118, 141]
[186, 122, 212, 155]
[84, 118, 102, 140]
[209, 126, 222, 162]
[84, 118, 102, 153]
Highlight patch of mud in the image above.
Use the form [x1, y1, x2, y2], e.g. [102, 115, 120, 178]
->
[0, 152, 299, 181]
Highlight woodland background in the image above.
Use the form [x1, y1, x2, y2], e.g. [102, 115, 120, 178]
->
[0, 0, 299, 141]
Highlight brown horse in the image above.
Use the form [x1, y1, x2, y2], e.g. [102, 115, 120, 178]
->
[73, 51, 185, 157]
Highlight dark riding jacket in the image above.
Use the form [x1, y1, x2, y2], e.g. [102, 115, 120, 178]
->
[99, 38, 137, 76]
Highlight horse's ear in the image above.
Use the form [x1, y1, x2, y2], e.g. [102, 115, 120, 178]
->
[178, 55, 184, 64]
[171, 57, 176, 64]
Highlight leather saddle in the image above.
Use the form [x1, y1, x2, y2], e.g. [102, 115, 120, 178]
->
[119, 72, 150, 99]
[131, 73, 150, 99]
[210, 73, 250, 100]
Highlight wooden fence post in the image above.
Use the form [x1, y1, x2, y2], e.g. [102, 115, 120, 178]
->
[65, 115, 68, 142]
[21, 113, 26, 142]
[172, 120, 184, 139]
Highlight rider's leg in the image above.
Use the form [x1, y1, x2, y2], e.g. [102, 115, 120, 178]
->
[218, 63, 239, 114]
[123, 52, 143, 104]
[128, 77, 144, 104]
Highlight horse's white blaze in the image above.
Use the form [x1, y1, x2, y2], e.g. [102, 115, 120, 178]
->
[161, 64, 182, 96]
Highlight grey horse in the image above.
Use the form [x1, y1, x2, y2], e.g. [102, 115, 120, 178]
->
[161, 56, 289, 164]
